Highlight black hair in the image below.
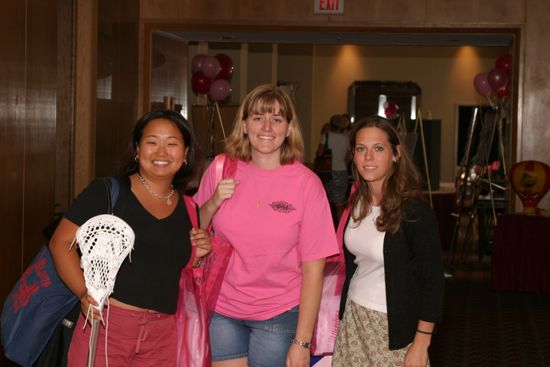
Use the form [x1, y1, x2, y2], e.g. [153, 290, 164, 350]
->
[120, 109, 202, 191]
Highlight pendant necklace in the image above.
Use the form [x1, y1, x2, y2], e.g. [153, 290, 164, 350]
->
[137, 173, 175, 205]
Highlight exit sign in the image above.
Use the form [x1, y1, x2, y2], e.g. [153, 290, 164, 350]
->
[314, 0, 344, 14]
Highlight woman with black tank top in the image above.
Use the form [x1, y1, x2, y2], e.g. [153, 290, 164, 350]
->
[49, 109, 212, 366]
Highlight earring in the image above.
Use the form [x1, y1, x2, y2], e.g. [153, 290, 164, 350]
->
[134, 154, 139, 162]
[183, 159, 188, 167]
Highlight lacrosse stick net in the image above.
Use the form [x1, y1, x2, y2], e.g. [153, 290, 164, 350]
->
[76, 213, 135, 367]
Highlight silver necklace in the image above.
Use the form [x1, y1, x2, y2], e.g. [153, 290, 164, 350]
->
[137, 173, 175, 205]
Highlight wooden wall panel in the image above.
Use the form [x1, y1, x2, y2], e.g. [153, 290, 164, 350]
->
[0, 2, 26, 332]
[22, 0, 58, 265]
[426, 0, 524, 25]
[522, 0, 550, 210]
[141, 0, 525, 26]
[74, 0, 97, 192]
[95, 0, 139, 178]
[56, 0, 76, 213]
[0, 1, 63, 366]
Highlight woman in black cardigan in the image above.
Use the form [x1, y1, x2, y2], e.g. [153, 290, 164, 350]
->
[332, 116, 444, 367]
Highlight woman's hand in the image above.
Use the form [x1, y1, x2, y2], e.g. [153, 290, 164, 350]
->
[211, 179, 238, 208]
[79, 292, 101, 324]
[404, 338, 430, 367]
[286, 343, 310, 367]
[199, 179, 239, 229]
[190, 228, 212, 267]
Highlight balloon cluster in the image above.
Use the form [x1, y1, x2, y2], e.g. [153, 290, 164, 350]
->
[473, 54, 512, 107]
[191, 53, 233, 102]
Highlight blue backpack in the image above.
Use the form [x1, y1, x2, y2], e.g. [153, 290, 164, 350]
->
[1, 177, 119, 367]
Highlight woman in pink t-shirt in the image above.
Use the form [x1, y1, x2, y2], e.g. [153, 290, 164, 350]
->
[194, 84, 339, 367]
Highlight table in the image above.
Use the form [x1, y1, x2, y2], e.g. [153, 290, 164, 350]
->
[491, 214, 550, 293]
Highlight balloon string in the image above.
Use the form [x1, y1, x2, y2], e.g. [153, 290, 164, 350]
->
[214, 102, 227, 140]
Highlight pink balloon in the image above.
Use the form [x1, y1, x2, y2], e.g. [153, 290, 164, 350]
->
[495, 54, 512, 74]
[473, 72, 492, 97]
[201, 56, 221, 79]
[191, 54, 206, 74]
[209, 79, 231, 102]
[488, 68, 508, 91]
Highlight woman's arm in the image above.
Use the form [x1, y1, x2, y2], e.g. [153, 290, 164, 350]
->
[286, 258, 326, 367]
[404, 320, 434, 367]
[49, 218, 99, 318]
[402, 201, 444, 366]
[408, 201, 445, 322]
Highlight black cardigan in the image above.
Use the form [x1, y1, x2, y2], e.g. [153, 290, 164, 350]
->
[339, 198, 445, 350]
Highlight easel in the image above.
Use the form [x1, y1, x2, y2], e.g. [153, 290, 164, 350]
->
[396, 109, 434, 207]
[449, 106, 508, 264]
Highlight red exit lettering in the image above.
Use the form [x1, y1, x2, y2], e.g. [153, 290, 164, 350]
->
[319, 0, 340, 11]
[315, 0, 343, 14]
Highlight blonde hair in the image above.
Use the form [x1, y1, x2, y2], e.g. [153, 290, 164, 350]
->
[225, 84, 304, 164]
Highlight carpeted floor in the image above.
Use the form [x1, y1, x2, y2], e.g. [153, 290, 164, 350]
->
[429, 260, 550, 366]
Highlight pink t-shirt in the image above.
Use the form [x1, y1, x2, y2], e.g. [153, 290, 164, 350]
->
[194, 159, 339, 320]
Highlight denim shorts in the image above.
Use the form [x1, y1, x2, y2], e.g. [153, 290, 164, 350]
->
[209, 306, 299, 367]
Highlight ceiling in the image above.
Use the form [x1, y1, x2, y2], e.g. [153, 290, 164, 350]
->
[155, 29, 514, 47]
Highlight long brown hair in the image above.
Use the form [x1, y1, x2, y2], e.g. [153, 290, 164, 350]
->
[349, 115, 423, 233]
[225, 84, 304, 164]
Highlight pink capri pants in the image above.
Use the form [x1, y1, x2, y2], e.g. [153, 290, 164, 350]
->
[68, 303, 177, 367]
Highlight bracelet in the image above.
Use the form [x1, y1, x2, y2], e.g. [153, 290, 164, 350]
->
[416, 329, 433, 335]
[292, 338, 311, 349]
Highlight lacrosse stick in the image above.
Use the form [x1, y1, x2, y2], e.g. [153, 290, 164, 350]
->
[76, 213, 134, 366]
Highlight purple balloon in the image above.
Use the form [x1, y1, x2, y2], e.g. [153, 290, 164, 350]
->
[209, 79, 231, 102]
[473, 72, 492, 97]
[191, 54, 205, 74]
[488, 67, 508, 92]
[201, 56, 221, 79]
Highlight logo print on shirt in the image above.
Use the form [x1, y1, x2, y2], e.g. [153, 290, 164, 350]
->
[269, 201, 296, 213]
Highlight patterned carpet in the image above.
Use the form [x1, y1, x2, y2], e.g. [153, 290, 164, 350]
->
[429, 261, 550, 367]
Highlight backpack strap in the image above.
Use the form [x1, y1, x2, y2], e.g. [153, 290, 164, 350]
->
[106, 176, 119, 207]
[212, 153, 238, 183]
[101, 176, 120, 214]
[183, 195, 199, 229]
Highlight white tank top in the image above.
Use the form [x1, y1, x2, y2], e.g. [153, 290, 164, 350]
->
[344, 205, 387, 313]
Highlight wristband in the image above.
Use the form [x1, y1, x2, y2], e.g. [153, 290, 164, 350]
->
[416, 329, 433, 335]
[292, 338, 311, 349]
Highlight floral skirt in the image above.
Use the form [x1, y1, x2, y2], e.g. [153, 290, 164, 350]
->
[332, 299, 430, 367]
